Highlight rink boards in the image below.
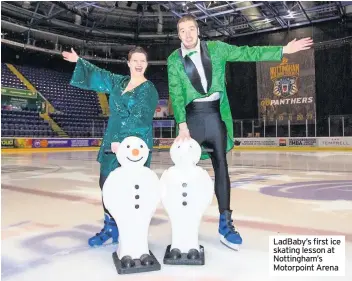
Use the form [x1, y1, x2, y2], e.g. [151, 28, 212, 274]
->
[1, 137, 352, 153]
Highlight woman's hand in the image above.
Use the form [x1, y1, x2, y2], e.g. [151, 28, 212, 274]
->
[62, 48, 79, 63]
[111, 142, 120, 154]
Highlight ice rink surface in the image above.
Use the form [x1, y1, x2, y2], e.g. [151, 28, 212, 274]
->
[2, 149, 352, 281]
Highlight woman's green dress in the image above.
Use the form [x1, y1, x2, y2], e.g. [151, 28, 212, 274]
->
[70, 58, 159, 177]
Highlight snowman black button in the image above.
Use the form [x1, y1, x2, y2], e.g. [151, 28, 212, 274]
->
[182, 201, 187, 206]
[135, 204, 139, 209]
[182, 183, 187, 187]
[182, 192, 187, 197]
[135, 195, 140, 199]
[135, 185, 139, 189]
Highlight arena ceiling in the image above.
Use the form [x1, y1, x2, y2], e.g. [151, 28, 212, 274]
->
[1, 1, 352, 61]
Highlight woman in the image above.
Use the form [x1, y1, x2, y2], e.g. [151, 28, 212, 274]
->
[62, 47, 159, 247]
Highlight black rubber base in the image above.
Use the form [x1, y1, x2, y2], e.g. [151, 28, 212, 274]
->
[163, 245, 205, 265]
[112, 251, 161, 274]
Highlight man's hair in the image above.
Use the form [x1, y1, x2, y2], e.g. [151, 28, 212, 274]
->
[128, 46, 148, 61]
[177, 15, 198, 32]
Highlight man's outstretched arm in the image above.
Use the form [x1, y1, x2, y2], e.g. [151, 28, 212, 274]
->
[217, 37, 313, 62]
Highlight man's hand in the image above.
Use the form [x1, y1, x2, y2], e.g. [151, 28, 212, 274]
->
[175, 122, 191, 142]
[62, 48, 79, 63]
[111, 142, 120, 154]
[175, 128, 191, 142]
[283, 38, 313, 54]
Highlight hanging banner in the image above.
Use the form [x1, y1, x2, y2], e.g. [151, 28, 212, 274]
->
[256, 49, 316, 125]
[1, 87, 40, 111]
[1, 87, 37, 98]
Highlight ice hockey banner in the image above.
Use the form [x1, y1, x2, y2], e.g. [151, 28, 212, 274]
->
[256, 49, 316, 125]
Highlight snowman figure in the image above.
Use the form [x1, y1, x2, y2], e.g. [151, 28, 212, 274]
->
[160, 138, 214, 265]
[102, 136, 161, 274]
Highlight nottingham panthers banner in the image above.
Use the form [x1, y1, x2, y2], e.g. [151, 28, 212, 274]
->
[256, 49, 316, 125]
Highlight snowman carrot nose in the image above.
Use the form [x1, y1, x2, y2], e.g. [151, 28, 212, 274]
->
[132, 149, 139, 156]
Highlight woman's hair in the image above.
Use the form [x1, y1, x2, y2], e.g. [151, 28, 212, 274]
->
[128, 46, 148, 61]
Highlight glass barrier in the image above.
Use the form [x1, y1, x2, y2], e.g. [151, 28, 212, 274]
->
[231, 115, 352, 138]
[72, 115, 352, 139]
[147, 115, 351, 139]
[1, 109, 351, 139]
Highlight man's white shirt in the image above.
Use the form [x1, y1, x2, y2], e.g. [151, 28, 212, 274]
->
[181, 40, 220, 102]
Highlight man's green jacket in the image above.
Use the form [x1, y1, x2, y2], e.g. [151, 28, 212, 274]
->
[167, 40, 283, 159]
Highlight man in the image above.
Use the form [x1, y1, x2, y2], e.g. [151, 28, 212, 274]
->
[167, 15, 313, 250]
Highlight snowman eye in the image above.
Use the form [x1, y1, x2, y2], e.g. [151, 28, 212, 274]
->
[178, 146, 180, 148]
[140, 145, 143, 148]
[127, 145, 130, 148]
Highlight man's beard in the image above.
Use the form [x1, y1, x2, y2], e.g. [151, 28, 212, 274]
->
[185, 37, 198, 49]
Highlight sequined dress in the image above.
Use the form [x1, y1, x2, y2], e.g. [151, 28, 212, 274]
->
[70, 58, 159, 177]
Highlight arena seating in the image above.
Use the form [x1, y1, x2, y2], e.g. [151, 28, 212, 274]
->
[1, 63, 27, 89]
[13, 64, 109, 137]
[49, 112, 108, 138]
[148, 70, 169, 99]
[1, 109, 57, 137]
[2, 63, 170, 139]
[153, 80, 169, 99]
[14, 65, 102, 116]
[1, 64, 57, 137]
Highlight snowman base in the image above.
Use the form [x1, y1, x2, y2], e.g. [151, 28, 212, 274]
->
[163, 245, 205, 265]
[112, 251, 161, 275]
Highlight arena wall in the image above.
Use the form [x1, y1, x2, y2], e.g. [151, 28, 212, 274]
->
[2, 137, 352, 153]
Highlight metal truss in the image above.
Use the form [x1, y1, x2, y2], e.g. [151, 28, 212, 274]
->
[1, 1, 351, 55]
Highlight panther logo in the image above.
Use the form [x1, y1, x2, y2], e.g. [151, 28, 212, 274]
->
[273, 77, 298, 98]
